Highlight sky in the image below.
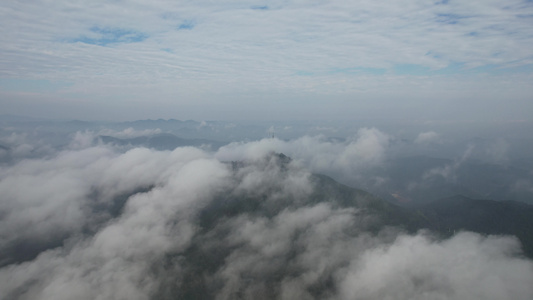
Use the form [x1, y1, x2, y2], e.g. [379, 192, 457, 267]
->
[1, 0, 532, 122]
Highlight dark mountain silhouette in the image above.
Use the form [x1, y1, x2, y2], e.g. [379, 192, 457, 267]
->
[415, 195, 533, 257]
[367, 155, 533, 205]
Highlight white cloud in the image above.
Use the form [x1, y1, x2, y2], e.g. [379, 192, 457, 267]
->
[0, 144, 229, 299]
[0, 132, 55, 160]
[0, 145, 214, 252]
[1, 1, 532, 120]
[216, 127, 389, 182]
[338, 232, 533, 300]
[68, 131, 98, 150]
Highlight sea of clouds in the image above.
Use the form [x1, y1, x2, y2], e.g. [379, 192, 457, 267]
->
[0, 128, 532, 299]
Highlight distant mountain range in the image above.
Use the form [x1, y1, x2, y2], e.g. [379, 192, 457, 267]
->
[364, 155, 533, 206]
[313, 173, 533, 257]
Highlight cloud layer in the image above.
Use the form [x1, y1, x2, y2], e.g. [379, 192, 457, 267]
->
[1, 134, 532, 299]
[1, 0, 532, 120]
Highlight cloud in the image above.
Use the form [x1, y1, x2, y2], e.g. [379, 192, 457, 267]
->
[216, 127, 389, 182]
[212, 203, 361, 300]
[0, 145, 214, 262]
[1, 0, 533, 120]
[338, 232, 533, 300]
[0, 145, 229, 299]
[415, 131, 441, 144]
[68, 131, 99, 150]
[0, 134, 533, 299]
[0, 134, 532, 299]
[423, 144, 474, 182]
[204, 206, 533, 300]
[0, 132, 55, 162]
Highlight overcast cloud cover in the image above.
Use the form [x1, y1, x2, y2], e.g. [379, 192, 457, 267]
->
[1, 133, 532, 299]
[1, 0, 532, 121]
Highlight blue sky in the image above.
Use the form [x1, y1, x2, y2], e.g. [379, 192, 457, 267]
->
[0, 0, 532, 121]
